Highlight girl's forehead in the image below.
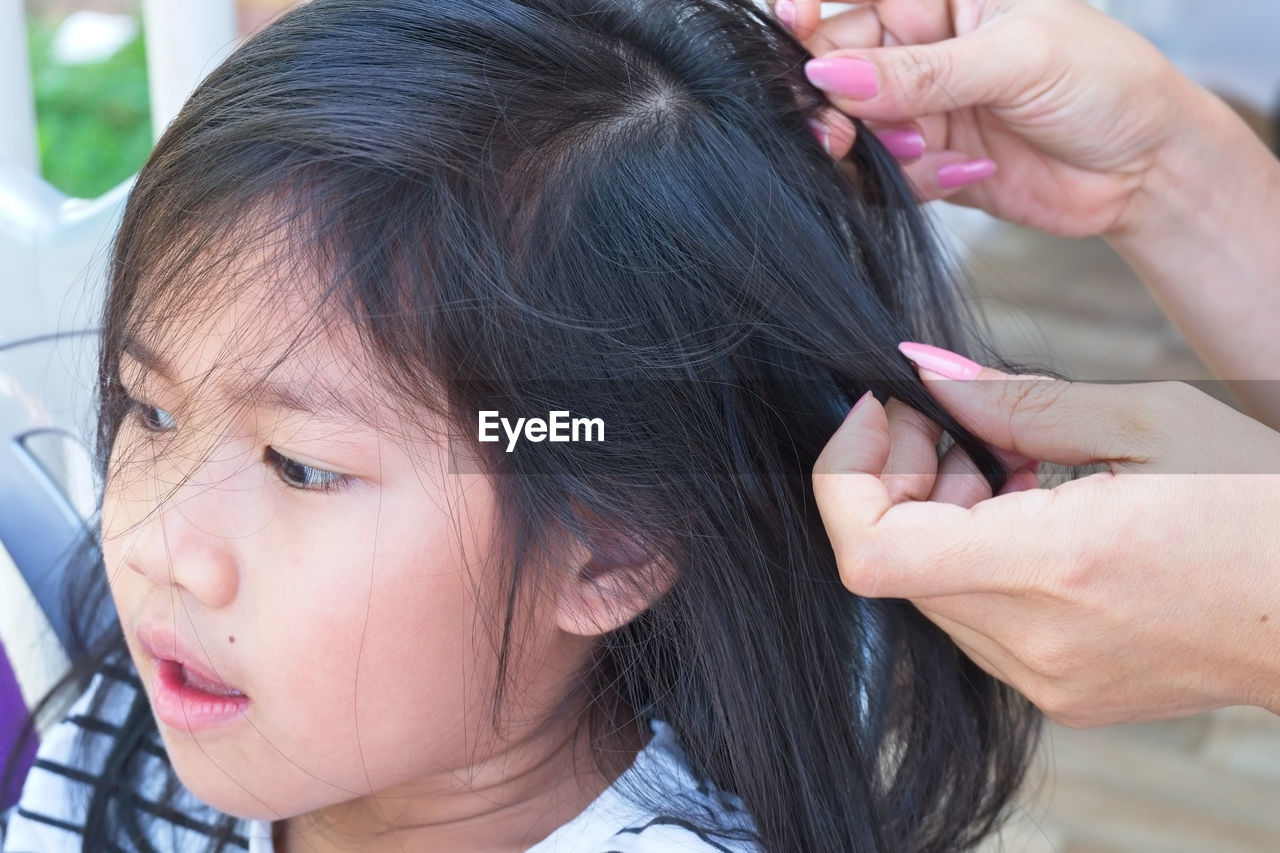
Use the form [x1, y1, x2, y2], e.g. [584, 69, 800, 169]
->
[126, 276, 395, 426]
[125, 335, 370, 423]
[123, 228, 446, 435]
[134, 274, 340, 371]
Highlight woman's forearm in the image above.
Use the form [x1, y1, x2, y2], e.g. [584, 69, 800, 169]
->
[1107, 77, 1280, 429]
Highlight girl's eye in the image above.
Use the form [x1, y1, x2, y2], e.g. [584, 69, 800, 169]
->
[264, 447, 349, 493]
[136, 402, 178, 432]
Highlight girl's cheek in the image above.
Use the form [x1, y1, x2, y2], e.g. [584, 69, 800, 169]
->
[100, 488, 127, 577]
[100, 468, 154, 593]
[102, 448, 146, 535]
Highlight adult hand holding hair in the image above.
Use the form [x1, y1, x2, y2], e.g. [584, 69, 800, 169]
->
[780, 0, 1192, 230]
[788, 0, 1280, 725]
[813, 343, 1280, 727]
[781, 0, 1280, 428]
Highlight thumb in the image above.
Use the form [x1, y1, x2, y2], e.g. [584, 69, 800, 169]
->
[897, 342, 1152, 465]
[812, 391, 896, 537]
[814, 391, 890, 480]
[805, 28, 1016, 123]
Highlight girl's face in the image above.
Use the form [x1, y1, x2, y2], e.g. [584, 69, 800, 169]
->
[102, 272, 616, 844]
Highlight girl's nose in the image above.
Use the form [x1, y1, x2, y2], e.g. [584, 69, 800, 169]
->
[112, 450, 260, 608]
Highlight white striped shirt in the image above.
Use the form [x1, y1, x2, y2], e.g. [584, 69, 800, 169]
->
[1, 664, 760, 852]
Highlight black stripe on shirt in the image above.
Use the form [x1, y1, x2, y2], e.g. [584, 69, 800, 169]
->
[98, 663, 144, 690]
[22, 743, 250, 848]
[613, 815, 745, 853]
[14, 806, 85, 836]
[68, 714, 168, 760]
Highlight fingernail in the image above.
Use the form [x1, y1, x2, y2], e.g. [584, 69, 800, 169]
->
[874, 128, 926, 160]
[806, 117, 831, 153]
[897, 342, 984, 381]
[936, 158, 997, 190]
[845, 390, 874, 421]
[775, 0, 796, 32]
[804, 56, 879, 99]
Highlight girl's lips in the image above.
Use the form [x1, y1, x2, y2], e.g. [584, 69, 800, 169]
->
[152, 659, 250, 733]
[135, 622, 250, 734]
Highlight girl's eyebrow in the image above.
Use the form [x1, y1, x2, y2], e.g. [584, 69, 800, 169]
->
[122, 338, 375, 424]
[122, 338, 174, 382]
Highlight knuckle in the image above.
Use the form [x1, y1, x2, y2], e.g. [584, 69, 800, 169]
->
[1023, 679, 1088, 726]
[1040, 695, 1089, 728]
[882, 473, 929, 504]
[1055, 530, 1100, 594]
[1020, 677, 1055, 715]
[898, 47, 951, 104]
[1022, 632, 1078, 681]
[1056, 554, 1093, 598]
[834, 537, 888, 597]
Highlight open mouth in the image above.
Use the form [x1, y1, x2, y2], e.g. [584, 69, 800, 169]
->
[135, 624, 250, 732]
[150, 657, 249, 733]
[157, 658, 246, 699]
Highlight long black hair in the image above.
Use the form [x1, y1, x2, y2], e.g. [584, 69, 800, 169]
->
[6, 0, 1040, 850]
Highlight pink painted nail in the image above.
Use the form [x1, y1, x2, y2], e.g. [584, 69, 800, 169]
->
[874, 128, 926, 160]
[806, 117, 831, 153]
[897, 342, 985, 381]
[936, 158, 997, 190]
[804, 57, 879, 99]
[774, 0, 797, 32]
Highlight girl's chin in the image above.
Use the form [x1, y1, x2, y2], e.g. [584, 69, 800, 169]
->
[162, 741, 354, 826]
[165, 759, 299, 824]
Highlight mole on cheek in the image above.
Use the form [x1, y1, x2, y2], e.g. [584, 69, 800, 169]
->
[229, 635, 236, 643]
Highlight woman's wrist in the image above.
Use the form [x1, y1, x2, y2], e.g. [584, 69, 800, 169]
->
[1102, 77, 1280, 425]
[1104, 75, 1276, 253]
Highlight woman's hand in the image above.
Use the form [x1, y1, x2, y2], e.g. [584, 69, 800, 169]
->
[813, 343, 1280, 727]
[779, 0, 1205, 239]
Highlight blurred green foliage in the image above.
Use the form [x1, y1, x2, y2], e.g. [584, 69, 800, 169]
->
[28, 18, 152, 198]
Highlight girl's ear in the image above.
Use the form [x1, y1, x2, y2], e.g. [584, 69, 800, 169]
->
[553, 528, 677, 637]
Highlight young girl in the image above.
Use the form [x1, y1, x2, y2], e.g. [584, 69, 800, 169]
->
[1, 0, 1041, 850]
